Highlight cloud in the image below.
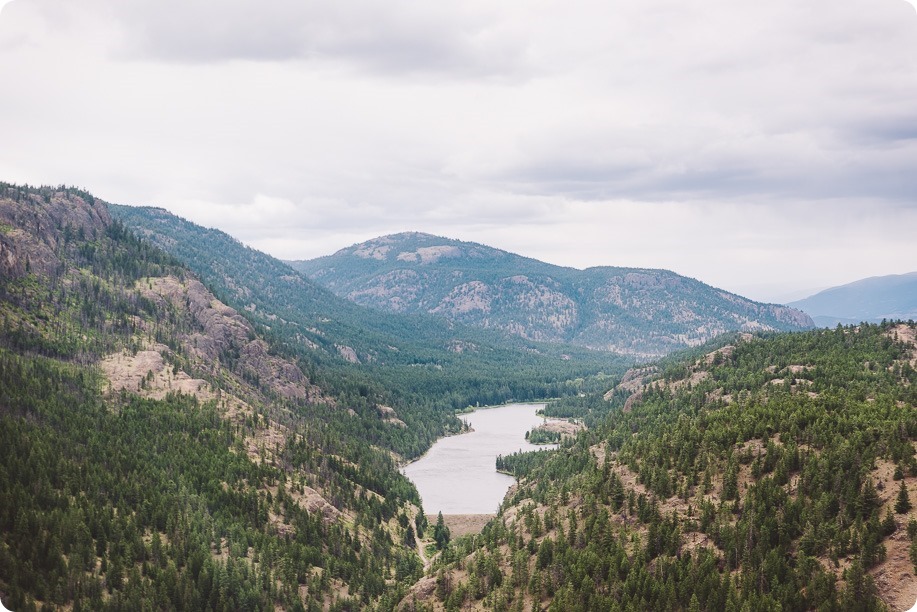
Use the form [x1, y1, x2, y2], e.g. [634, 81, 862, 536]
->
[100, 0, 535, 79]
[1, 0, 916, 300]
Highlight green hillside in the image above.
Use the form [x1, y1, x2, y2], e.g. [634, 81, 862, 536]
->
[0, 183, 471, 610]
[413, 323, 917, 611]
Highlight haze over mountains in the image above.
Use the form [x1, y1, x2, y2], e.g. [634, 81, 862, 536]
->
[789, 272, 917, 327]
[289, 232, 813, 357]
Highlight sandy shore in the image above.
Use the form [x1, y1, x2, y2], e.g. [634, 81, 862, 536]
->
[429, 514, 495, 538]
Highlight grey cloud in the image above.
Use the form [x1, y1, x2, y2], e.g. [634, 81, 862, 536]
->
[105, 0, 533, 77]
[2, 0, 916, 300]
[493, 143, 917, 205]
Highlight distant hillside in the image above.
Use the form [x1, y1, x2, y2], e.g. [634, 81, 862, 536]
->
[789, 272, 917, 327]
[109, 207, 628, 417]
[289, 232, 813, 357]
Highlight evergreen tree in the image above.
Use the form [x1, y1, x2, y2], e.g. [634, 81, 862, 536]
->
[433, 512, 451, 550]
[896, 480, 912, 514]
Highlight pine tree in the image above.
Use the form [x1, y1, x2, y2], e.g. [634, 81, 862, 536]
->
[433, 512, 451, 550]
[895, 480, 912, 514]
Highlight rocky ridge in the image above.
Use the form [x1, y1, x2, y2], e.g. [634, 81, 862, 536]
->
[291, 232, 813, 357]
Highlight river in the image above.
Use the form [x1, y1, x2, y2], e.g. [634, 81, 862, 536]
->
[403, 403, 556, 515]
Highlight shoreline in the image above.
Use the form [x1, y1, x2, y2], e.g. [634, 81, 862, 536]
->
[428, 514, 496, 538]
[455, 399, 551, 416]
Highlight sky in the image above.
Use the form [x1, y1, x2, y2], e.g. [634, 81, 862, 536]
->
[0, 0, 916, 303]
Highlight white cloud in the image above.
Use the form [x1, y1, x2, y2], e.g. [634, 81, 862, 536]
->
[0, 0, 915, 302]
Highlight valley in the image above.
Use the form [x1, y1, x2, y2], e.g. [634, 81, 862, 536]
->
[0, 183, 914, 611]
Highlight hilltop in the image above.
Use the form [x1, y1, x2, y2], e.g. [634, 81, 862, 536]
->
[290, 232, 813, 357]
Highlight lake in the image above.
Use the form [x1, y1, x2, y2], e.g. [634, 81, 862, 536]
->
[403, 403, 556, 514]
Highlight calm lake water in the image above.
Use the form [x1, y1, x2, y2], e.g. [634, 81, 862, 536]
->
[403, 403, 556, 515]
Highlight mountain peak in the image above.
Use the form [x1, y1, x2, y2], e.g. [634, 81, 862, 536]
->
[334, 231, 506, 265]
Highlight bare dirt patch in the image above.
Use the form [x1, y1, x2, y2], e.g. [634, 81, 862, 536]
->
[868, 459, 917, 611]
[378, 404, 407, 427]
[430, 514, 495, 539]
[605, 366, 658, 399]
[536, 419, 584, 438]
[100, 346, 213, 401]
[887, 323, 917, 369]
[704, 344, 736, 365]
[288, 484, 343, 524]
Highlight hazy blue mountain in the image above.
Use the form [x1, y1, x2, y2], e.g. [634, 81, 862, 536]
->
[788, 271, 917, 327]
[289, 232, 813, 357]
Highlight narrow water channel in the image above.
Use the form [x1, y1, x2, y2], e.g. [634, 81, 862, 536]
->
[403, 403, 556, 514]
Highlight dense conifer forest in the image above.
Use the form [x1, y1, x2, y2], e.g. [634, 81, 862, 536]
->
[415, 323, 917, 611]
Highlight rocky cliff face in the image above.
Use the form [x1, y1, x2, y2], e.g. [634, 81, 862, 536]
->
[138, 275, 322, 402]
[0, 184, 111, 278]
[292, 232, 814, 357]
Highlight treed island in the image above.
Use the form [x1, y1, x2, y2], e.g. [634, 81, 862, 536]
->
[1, 183, 915, 611]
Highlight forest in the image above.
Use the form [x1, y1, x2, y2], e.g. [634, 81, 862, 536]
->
[418, 323, 917, 611]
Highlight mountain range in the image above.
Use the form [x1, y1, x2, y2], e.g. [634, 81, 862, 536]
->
[289, 232, 813, 357]
[0, 183, 431, 609]
[789, 272, 917, 327]
[1, 183, 915, 611]
[109, 206, 630, 414]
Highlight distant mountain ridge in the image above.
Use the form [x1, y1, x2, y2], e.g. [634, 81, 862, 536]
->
[789, 272, 917, 327]
[289, 232, 813, 357]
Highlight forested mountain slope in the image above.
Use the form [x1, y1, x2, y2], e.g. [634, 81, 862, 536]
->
[789, 272, 917, 327]
[289, 232, 813, 357]
[410, 323, 917, 611]
[0, 183, 441, 610]
[110, 206, 629, 420]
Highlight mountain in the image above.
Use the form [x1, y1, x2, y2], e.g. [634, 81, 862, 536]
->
[789, 272, 917, 327]
[289, 232, 814, 357]
[0, 182, 446, 609]
[409, 322, 917, 611]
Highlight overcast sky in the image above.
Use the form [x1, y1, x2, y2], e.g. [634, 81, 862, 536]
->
[1, 0, 915, 302]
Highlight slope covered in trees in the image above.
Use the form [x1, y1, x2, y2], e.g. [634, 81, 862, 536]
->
[0, 182, 447, 610]
[410, 322, 917, 611]
[110, 206, 629, 427]
[289, 232, 813, 357]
